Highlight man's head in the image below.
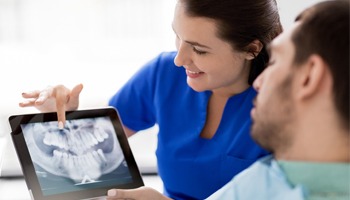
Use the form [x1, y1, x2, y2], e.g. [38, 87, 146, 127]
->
[292, 0, 349, 129]
[250, 0, 349, 161]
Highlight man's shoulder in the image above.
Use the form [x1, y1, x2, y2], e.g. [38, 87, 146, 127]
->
[229, 155, 305, 200]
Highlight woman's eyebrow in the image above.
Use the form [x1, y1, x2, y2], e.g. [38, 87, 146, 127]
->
[185, 40, 211, 49]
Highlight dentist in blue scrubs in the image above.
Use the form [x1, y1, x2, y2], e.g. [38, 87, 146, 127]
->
[19, 0, 282, 199]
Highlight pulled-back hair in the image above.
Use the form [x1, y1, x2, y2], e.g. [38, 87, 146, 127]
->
[292, 0, 349, 129]
[180, 0, 283, 85]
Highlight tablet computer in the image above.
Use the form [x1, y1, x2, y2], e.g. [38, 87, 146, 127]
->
[8, 107, 144, 200]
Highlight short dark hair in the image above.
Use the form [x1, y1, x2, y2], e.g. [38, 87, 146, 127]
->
[292, 0, 349, 129]
[180, 0, 283, 85]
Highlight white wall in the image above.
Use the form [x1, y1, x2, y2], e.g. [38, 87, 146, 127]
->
[0, 0, 177, 133]
[277, 0, 327, 29]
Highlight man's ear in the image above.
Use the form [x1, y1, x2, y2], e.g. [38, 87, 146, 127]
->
[245, 40, 263, 60]
[296, 54, 331, 100]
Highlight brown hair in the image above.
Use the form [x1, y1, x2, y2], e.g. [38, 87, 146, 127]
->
[292, 0, 349, 129]
[180, 0, 283, 85]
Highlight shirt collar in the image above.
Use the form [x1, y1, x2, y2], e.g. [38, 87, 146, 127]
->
[277, 160, 350, 196]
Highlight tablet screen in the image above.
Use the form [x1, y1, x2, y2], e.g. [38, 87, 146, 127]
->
[9, 107, 144, 200]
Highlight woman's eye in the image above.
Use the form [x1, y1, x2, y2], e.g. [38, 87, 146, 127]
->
[192, 47, 207, 55]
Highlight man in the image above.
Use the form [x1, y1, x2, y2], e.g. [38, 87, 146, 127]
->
[107, 0, 349, 199]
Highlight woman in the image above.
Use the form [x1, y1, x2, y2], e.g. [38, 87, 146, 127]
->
[20, 0, 282, 199]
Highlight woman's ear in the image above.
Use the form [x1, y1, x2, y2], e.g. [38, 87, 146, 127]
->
[245, 40, 263, 60]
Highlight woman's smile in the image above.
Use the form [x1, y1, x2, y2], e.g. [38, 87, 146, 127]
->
[186, 69, 204, 78]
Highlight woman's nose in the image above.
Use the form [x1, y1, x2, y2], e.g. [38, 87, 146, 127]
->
[174, 42, 192, 67]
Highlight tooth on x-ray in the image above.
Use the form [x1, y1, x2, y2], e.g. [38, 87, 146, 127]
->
[22, 117, 124, 183]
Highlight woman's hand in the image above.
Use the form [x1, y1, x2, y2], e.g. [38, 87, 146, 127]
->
[19, 83, 83, 128]
[107, 187, 172, 200]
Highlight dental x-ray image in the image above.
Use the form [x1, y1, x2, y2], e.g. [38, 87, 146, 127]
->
[20, 116, 133, 196]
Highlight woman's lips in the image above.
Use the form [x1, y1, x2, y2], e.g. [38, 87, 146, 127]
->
[186, 69, 204, 78]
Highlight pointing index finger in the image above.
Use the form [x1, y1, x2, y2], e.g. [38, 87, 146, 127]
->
[53, 85, 70, 129]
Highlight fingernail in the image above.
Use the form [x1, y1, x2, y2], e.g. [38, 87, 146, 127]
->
[58, 121, 64, 130]
[107, 190, 117, 196]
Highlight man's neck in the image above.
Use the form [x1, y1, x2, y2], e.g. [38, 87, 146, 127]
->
[276, 99, 350, 162]
[275, 127, 349, 162]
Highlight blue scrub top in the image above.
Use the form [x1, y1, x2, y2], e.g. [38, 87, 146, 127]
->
[109, 51, 269, 199]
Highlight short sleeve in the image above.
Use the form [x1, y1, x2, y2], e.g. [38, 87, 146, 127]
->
[108, 52, 177, 131]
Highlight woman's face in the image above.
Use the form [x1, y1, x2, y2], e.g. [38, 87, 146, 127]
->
[172, 2, 252, 95]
